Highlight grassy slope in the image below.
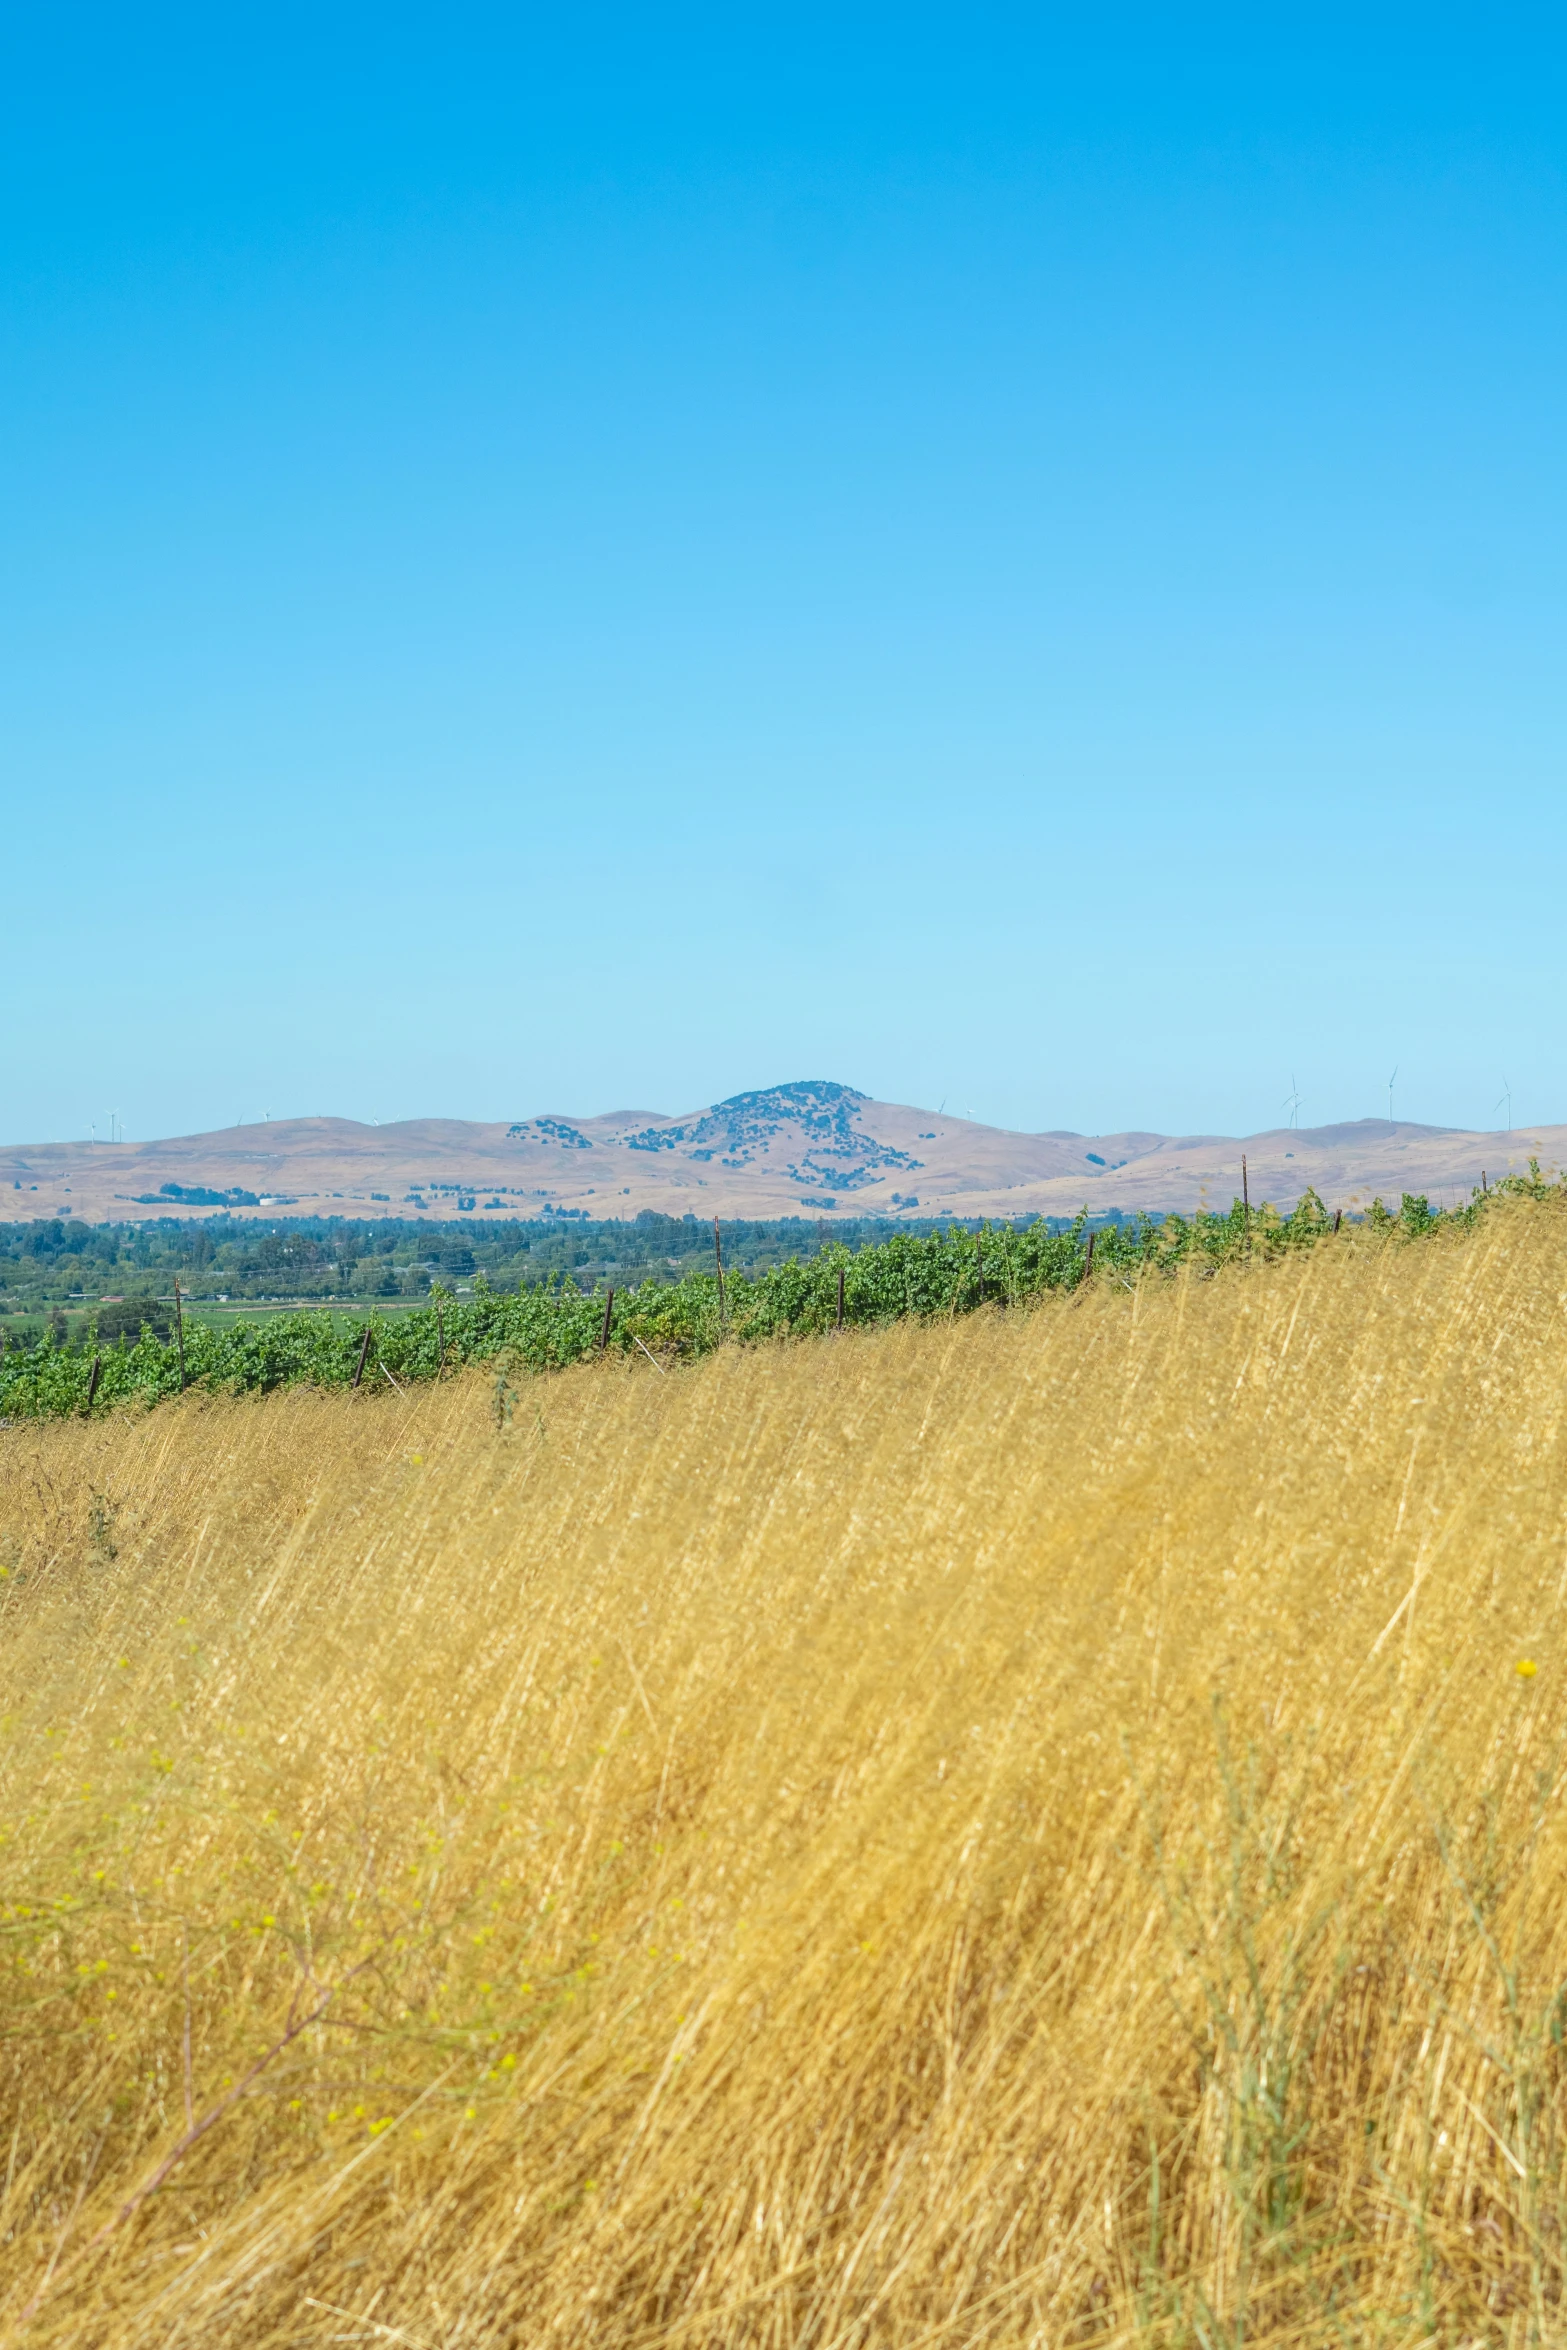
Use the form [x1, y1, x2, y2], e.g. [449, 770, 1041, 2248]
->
[4, 1202, 1567, 2344]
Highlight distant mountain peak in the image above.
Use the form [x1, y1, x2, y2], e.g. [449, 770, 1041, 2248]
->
[617, 1079, 910, 1189]
[1, 1085, 1550, 1228]
[713, 1079, 867, 1114]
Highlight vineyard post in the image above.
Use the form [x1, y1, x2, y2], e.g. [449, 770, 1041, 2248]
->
[713, 1218, 726, 1328]
[1084, 1228, 1096, 1281]
[599, 1288, 614, 1351]
[1241, 1156, 1251, 1252]
[352, 1324, 373, 1389]
[173, 1278, 186, 1392]
[975, 1230, 984, 1302]
[1333, 1209, 1343, 1235]
[85, 1354, 102, 1412]
[1482, 1170, 1489, 1194]
[836, 1262, 845, 1329]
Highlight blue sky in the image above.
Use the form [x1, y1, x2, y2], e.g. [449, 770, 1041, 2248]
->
[6, 5, 1566, 1145]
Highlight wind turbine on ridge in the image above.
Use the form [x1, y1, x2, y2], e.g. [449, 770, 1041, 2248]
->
[1281, 1076, 1302, 1131]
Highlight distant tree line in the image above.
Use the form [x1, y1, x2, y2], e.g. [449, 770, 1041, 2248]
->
[0, 1206, 1150, 1345]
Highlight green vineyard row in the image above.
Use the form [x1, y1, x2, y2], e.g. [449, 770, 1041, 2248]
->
[0, 1177, 1534, 1421]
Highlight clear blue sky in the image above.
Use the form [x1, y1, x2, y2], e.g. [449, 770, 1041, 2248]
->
[6, 5, 1566, 1146]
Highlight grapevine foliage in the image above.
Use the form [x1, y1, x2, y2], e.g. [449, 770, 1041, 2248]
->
[0, 1170, 1539, 1423]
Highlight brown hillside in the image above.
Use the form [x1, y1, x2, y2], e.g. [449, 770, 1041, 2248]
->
[0, 1077, 1556, 1224]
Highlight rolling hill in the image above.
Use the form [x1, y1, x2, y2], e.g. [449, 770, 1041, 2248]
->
[0, 1079, 1556, 1224]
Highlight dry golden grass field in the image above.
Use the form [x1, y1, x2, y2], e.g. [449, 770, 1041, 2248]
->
[8, 1205, 1567, 2347]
